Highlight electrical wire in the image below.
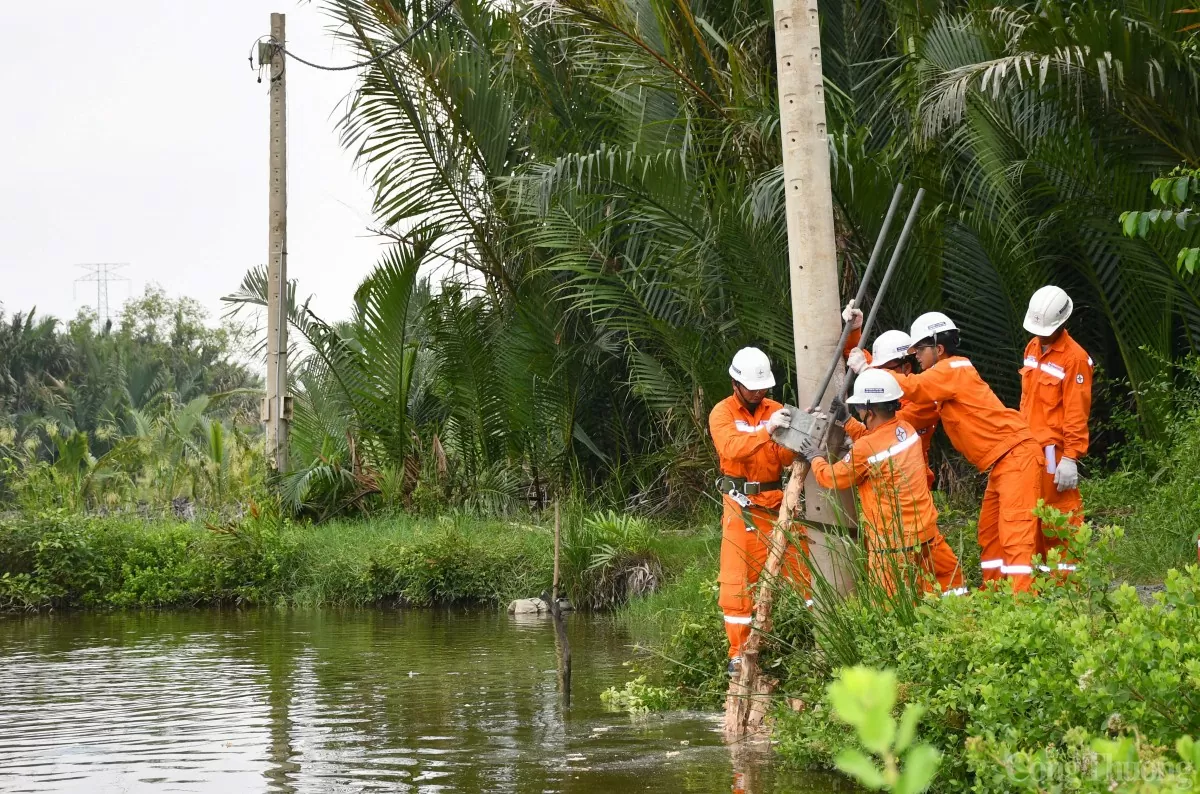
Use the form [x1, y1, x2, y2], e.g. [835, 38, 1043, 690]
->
[254, 0, 457, 72]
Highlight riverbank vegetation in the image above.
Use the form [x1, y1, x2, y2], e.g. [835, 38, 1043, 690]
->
[4, 0, 1200, 791]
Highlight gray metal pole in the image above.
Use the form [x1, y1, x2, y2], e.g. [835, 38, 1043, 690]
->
[807, 183, 905, 412]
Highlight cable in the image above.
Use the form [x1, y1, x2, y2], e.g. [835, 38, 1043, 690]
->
[257, 0, 457, 72]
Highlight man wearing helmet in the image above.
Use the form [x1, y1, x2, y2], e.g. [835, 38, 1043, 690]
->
[709, 347, 812, 673]
[1020, 286, 1093, 570]
[800, 369, 964, 596]
[840, 304, 940, 488]
[848, 312, 1043, 593]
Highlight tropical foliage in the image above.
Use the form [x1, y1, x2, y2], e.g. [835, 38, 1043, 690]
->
[243, 0, 1199, 517]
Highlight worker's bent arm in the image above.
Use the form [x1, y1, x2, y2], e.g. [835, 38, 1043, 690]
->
[897, 399, 939, 432]
[709, 405, 774, 462]
[1062, 355, 1093, 459]
[811, 453, 866, 491]
[842, 417, 867, 440]
[892, 363, 959, 405]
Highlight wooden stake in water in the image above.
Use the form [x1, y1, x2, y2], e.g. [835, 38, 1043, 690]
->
[550, 502, 571, 706]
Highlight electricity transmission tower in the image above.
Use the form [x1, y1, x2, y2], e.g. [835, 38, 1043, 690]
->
[74, 263, 130, 324]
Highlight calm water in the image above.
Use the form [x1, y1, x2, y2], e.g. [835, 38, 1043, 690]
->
[0, 609, 845, 793]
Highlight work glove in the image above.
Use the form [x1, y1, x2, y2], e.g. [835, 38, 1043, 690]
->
[765, 407, 793, 433]
[794, 429, 826, 462]
[847, 347, 869, 374]
[830, 396, 850, 423]
[842, 301, 864, 330]
[1054, 457, 1079, 492]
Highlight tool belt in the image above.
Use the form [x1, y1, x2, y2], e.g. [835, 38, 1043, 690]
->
[716, 475, 783, 531]
[715, 476, 782, 496]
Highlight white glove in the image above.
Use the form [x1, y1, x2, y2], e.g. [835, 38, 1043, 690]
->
[765, 407, 792, 433]
[842, 301, 864, 330]
[1054, 457, 1079, 492]
[847, 347, 868, 374]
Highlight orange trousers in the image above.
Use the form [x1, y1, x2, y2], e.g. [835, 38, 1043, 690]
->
[718, 503, 811, 659]
[1035, 450, 1084, 573]
[978, 439, 1042, 593]
[868, 533, 965, 597]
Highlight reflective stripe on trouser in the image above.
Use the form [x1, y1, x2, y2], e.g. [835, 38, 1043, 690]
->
[977, 440, 1041, 594]
[718, 503, 812, 658]
[867, 532, 964, 597]
[1036, 453, 1083, 571]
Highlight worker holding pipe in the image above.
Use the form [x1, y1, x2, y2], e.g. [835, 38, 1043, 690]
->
[800, 369, 964, 596]
[840, 305, 939, 487]
[1019, 286, 1093, 571]
[848, 313, 1043, 593]
[710, 347, 812, 675]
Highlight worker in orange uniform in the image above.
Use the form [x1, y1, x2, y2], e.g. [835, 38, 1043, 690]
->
[839, 304, 939, 487]
[1019, 286, 1093, 571]
[848, 312, 1043, 593]
[802, 369, 964, 596]
[709, 347, 812, 675]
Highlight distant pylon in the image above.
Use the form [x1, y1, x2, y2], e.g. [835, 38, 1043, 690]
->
[74, 263, 130, 324]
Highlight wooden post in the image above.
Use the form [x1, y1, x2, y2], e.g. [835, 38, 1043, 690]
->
[263, 12, 290, 473]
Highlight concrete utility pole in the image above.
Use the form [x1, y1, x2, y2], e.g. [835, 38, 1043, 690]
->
[725, 0, 857, 739]
[775, 0, 856, 528]
[263, 12, 290, 473]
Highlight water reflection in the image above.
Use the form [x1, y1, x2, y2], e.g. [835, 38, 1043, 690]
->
[0, 609, 841, 793]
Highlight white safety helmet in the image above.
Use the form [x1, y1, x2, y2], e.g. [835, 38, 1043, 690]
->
[909, 311, 957, 345]
[846, 368, 904, 406]
[729, 347, 775, 390]
[869, 329, 913, 368]
[1023, 285, 1073, 336]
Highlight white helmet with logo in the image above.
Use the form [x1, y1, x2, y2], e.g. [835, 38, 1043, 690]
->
[1023, 285, 1073, 336]
[846, 368, 904, 406]
[909, 311, 957, 345]
[869, 329, 913, 368]
[729, 347, 775, 390]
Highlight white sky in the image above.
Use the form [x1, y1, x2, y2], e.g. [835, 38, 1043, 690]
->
[0, 1, 384, 326]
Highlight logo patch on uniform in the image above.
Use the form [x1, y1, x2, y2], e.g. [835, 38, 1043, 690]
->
[1076, 374, 1084, 384]
[895, 427, 908, 442]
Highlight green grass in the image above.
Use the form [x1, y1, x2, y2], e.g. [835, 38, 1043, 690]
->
[0, 508, 714, 613]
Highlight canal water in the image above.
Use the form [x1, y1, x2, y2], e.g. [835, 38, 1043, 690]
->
[0, 609, 846, 793]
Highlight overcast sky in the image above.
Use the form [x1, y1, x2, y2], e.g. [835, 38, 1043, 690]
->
[1, 1, 383, 326]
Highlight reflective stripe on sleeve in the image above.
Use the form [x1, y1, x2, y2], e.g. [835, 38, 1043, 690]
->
[804, 599, 815, 608]
[1001, 565, 1033, 575]
[940, 587, 968, 597]
[733, 420, 767, 433]
[1037, 565, 1052, 573]
[866, 433, 922, 466]
[980, 559, 1004, 570]
[1057, 563, 1077, 572]
[949, 360, 973, 369]
[723, 615, 752, 625]
[1023, 356, 1038, 368]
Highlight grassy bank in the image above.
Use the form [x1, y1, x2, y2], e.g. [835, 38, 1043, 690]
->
[0, 507, 712, 612]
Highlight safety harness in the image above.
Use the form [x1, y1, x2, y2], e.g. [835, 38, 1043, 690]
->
[716, 475, 783, 531]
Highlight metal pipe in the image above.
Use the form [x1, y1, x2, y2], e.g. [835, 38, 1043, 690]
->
[806, 183, 905, 412]
[838, 187, 927, 400]
[860, 188, 926, 344]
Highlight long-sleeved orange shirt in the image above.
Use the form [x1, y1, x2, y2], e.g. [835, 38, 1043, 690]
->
[842, 328, 940, 471]
[709, 395, 795, 510]
[892, 357, 1034, 472]
[1019, 330, 1093, 461]
[811, 417, 938, 548]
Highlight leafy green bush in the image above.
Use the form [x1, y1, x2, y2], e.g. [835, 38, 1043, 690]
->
[772, 520, 1200, 791]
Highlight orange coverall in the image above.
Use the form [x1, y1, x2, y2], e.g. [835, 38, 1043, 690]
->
[709, 394, 812, 659]
[892, 357, 1043, 592]
[811, 417, 963, 596]
[1019, 330, 1092, 568]
[844, 329, 939, 487]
